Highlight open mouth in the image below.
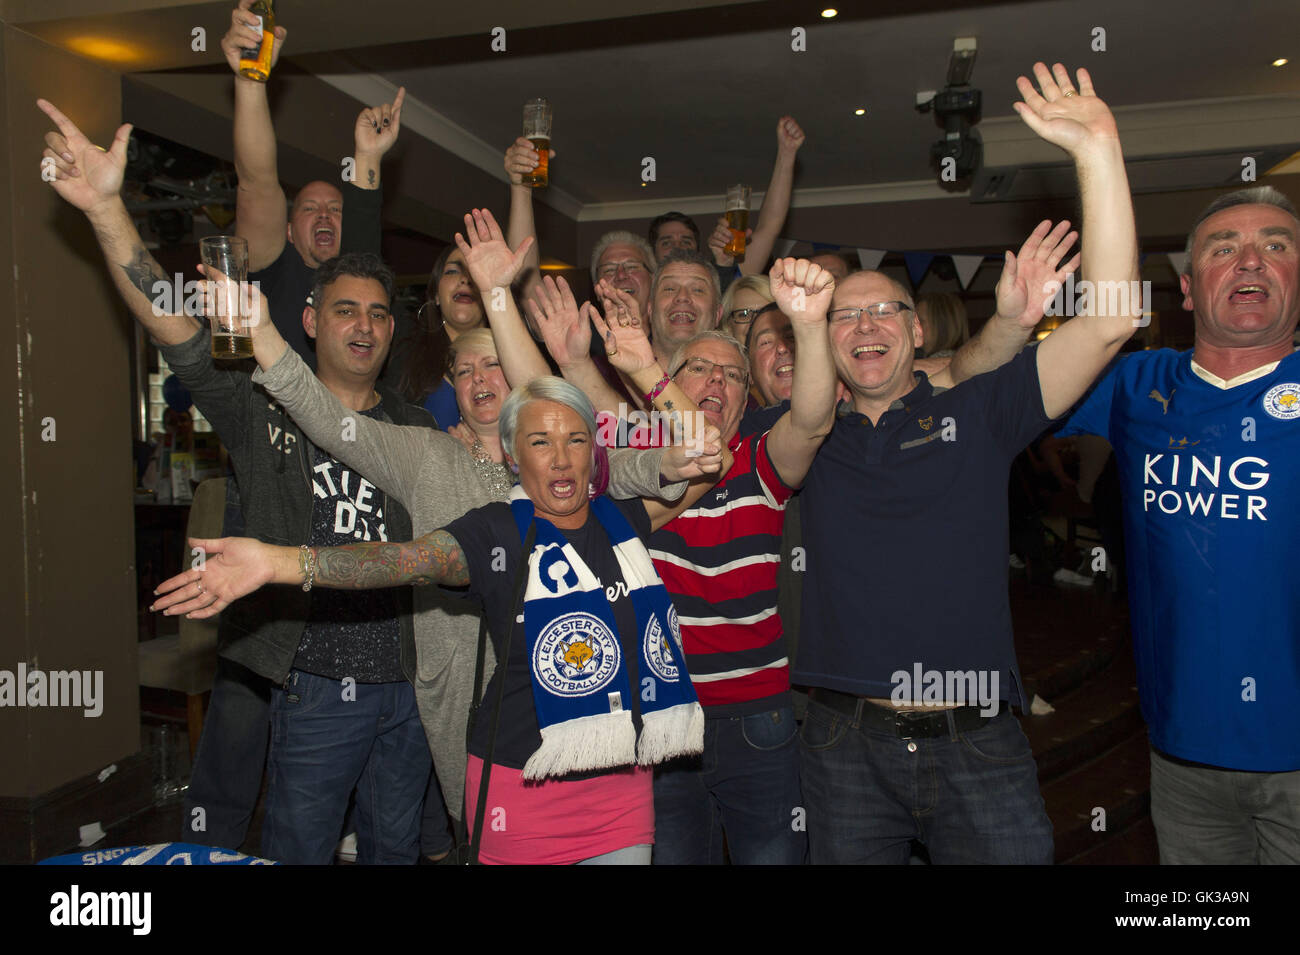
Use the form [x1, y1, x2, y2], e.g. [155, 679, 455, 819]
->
[472, 390, 496, 405]
[314, 227, 336, 248]
[669, 309, 696, 326]
[774, 362, 794, 378]
[852, 343, 888, 361]
[698, 395, 724, 413]
[549, 479, 576, 499]
[348, 340, 374, 357]
[1229, 284, 1268, 304]
[453, 292, 477, 305]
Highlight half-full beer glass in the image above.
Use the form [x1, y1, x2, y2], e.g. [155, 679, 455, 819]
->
[522, 98, 552, 188]
[724, 184, 751, 258]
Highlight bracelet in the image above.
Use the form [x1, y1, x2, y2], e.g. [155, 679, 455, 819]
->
[645, 374, 671, 406]
[299, 544, 317, 593]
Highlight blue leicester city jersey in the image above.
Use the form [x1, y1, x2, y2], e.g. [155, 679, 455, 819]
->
[1061, 348, 1300, 770]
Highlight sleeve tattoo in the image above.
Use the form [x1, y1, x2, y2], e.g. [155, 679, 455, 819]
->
[312, 529, 470, 589]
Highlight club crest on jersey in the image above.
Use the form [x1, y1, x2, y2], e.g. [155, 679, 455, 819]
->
[533, 613, 621, 697]
[1263, 383, 1300, 420]
[918, 416, 934, 431]
[643, 613, 680, 682]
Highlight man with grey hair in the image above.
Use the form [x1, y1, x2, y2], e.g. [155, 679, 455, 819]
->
[646, 248, 724, 372]
[1057, 182, 1300, 864]
[591, 231, 657, 317]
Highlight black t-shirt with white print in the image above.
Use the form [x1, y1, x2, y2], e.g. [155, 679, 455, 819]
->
[291, 402, 403, 684]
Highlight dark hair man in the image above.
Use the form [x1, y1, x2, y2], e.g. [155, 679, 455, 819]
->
[40, 100, 434, 864]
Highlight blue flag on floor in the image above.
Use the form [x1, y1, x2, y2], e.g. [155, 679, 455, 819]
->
[40, 842, 276, 865]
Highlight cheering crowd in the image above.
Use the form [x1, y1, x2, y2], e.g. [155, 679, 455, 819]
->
[37, 1, 1300, 865]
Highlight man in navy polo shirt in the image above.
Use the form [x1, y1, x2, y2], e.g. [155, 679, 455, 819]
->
[1058, 185, 1300, 864]
[796, 63, 1144, 864]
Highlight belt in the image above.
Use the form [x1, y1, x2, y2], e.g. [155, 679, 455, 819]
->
[808, 687, 997, 739]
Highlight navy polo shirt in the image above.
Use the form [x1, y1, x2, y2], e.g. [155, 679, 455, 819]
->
[795, 346, 1052, 708]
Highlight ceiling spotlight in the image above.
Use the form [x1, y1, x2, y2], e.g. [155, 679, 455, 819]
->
[821, 8, 838, 18]
[1273, 57, 1289, 67]
[854, 108, 865, 115]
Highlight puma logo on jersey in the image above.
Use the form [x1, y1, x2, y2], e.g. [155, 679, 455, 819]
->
[1148, 388, 1174, 414]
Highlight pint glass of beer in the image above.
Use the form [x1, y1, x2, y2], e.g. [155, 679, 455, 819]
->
[199, 236, 254, 359]
[724, 184, 751, 258]
[521, 98, 552, 188]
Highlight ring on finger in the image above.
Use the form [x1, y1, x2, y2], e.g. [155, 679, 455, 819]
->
[1062, 89, 1076, 98]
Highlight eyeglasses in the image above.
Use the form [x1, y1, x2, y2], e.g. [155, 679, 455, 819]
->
[597, 260, 648, 280]
[827, 302, 913, 324]
[673, 356, 749, 386]
[726, 305, 773, 328]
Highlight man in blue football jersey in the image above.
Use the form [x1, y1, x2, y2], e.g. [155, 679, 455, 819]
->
[1059, 185, 1300, 863]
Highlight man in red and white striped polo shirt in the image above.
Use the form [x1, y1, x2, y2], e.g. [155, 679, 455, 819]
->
[647, 259, 838, 865]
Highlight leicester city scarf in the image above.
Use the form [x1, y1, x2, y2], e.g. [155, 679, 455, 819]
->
[509, 488, 703, 780]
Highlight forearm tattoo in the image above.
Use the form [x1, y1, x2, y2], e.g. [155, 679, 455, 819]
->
[368, 169, 376, 187]
[313, 530, 469, 589]
[118, 245, 168, 303]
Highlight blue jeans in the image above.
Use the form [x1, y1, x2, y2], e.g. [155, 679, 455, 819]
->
[1150, 747, 1300, 864]
[183, 657, 271, 850]
[652, 704, 806, 865]
[799, 697, 1053, 864]
[262, 670, 431, 865]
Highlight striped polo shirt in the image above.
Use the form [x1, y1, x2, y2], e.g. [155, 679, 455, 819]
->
[647, 430, 794, 713]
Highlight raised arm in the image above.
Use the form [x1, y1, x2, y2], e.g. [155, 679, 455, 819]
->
[504, 138, 548, 300]
[38, 99, 201, 345]
[250, 342, 453, 508]
[455, 208, 551, 386]
[1014, 64, 1140, 419]
[764, 258, 836, 487]
[529, 276, 626, 414]
[222, 1, 289, 272]
[151, 530, 469, 619]
[739, 116, 805, 276]
[937, 219, 1081, 387]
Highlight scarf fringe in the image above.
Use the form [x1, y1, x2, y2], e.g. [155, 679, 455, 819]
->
[637, 702, 705, 765]
[521, 711, 637, 781]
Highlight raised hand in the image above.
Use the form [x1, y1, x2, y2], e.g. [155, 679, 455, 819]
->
[776, 115, 806, 155]
[770, 257, 835, 323]
[37, 99, 130, 213]
[354, 86, 405, 159]
[590, 281, 657, 375]
[707, 215, 750, 268]
[454, 208, 535, 294]
[505, 136, 555, 186]
[526, 275, 590, 369]
[150, 536, 281, 619]
[220, 0, 287, 77]
[994, 219, 1081, 330]
[1014, 63, 1118, 155]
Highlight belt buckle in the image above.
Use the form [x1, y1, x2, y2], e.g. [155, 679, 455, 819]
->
[894, 712, 919, 740]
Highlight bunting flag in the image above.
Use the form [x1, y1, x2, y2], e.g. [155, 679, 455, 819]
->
[951, 254, 985, 290]
[903, 252, 935, 287]
[1166, 252, 1188, 276]
[856, 248, 886, 272]
[774, 238, 796, 258]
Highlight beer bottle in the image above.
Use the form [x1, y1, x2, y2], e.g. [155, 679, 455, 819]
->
[238, 1, 277, 82]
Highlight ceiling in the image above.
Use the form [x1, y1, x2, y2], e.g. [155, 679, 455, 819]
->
[10, 0, 1300, 266]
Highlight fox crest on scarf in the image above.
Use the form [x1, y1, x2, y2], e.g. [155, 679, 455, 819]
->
[509, 487, 703, 779]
